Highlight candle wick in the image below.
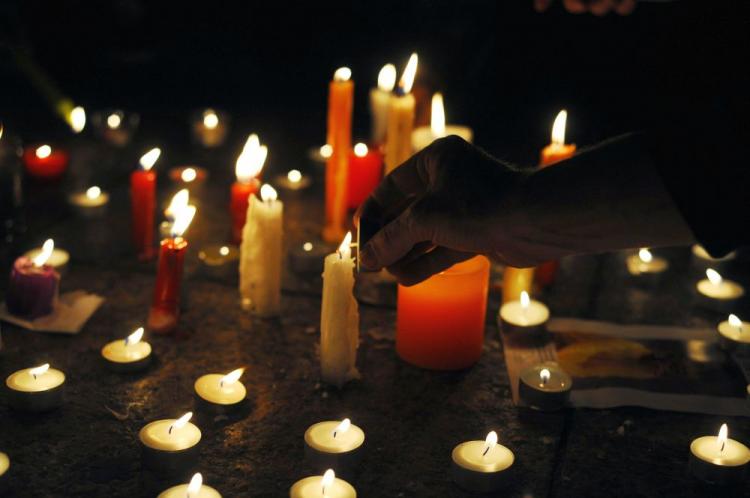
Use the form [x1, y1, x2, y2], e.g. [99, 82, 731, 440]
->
[720, 440, 726, 452]
[169, 424, 174, 435]
[32, 373, 37, 380]
[333, 431, 337, 439]
[482, 446, 490, 457]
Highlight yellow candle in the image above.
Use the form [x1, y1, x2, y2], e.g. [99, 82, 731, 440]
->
[101, 327, 152, 372]
[139, 413, 201, 452]
[689, 424, 750, 484]
[194, 368, 247, 407]
[384, 53, 418, 175]
[697, 269, 744, 300]
[501, 267, 534, 304]
[451, 431, 515, 493]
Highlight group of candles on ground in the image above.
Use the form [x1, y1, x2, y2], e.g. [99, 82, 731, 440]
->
[3, 53, 750, 494]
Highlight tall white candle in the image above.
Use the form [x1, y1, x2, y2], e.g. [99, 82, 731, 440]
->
[320, 232, 360, 387]
[369, 63, 396, 144]
[239, 184, 283, 317]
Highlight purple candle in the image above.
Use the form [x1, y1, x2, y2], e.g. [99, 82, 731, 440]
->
[6, 239, 60, 319]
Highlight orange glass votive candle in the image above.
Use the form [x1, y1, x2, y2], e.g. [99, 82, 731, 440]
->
[397, 256, 490, 370]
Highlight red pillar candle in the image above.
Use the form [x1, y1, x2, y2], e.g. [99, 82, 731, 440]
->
[5, 239, 59, 319]
[396, 256, 490, 370]
[347, 143, 383, 210]
[147, 202, 196, 335]
[23, 144, 69, 181]
[231, 134, 266, 244]
[131, 148, 161, 260]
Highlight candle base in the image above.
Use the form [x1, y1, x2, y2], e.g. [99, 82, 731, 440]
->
[518, 377, 570, 411]
[140, 443, 200, 476]
[450, 460, 514, 493]
[303, 443, 363, 480]
[688, 450, 748, 485]
[148, 306, 179, 335]
[6, 384, 64, 412]
[193, 392, 251, 417]
[103, 356, 152, 374]
[718, 336, 750, 356]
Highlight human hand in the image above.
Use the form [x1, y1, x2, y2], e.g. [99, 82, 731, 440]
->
[534, 0, 637, 16]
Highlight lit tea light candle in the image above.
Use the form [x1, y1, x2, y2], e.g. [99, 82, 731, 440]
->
[717, 314, 750, 354]
[626, 248, 668, 279]
[168, 165, 208, 189]
[198, 244, 239, 280]
[230, 134, 266, 243]
[68, 185, 110, 218]
[499, 291, 550, 337]
[689, 423, 750, 484]
[290, 240, 329, 274]
[304, 418, 365, 474]
[139, 412, 202, 474]
[540, 110, 576, 166]
[23, 144, 69, 181]
[192, 108, 229, 148]
[370, 63, 396, 144]
[5, 363, 65, 412]
[519, 362, 572, 411]
[696, 269, 744, 310]
[290, 469, 357, 498]
[101, 327, 152, 373]
[6, 239, 60, 319]
[451, 431, 515, 493]
[194, 368, 247, 413]
[91, 109, 139, 146]
[0, 451, 9, 494]
[275, 168, 312, 191]
[158, 472, 222, 498]
[411, 92, 473, 152]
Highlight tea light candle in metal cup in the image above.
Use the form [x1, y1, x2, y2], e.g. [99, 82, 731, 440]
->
[289, 240, 329, 274]
[626, 248, 668, 283]
[275, 169, 311, 191]
[290, 469, 357, 498]
[499, 291, 550, 342]
[717, 314, 750, 354]
[194, 368, 246, 413]
[519, 362, 572, 411]
[689, 424, 750, 485]
[0, 451, 9, 494]
[198, 244, 239, 280]
[158, 472, 222, 498]
[68, 185, 109, 218]
[5, 363, 65, 412]
[304, 419, 365, 475]
[101, 327, 152, 373]
[450, 431, 515, 493]
[696, 269, 744, 311]
[139, 412, 201, 475]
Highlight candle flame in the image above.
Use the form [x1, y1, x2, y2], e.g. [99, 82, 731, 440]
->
[303, 242, 313, 252]
[398, 53, 418, 94]
[202, 109, 219, 130]
[171, 205, 196, 238]
[333, 67, 352, 82]
[377, 63, 397, 92]
[187, 473, 202, 496]
[169, 412, 193, 434]
[706, 268, 722, 286]
[638, 248, 653, 263]
[86, 186, 101, 200]
[551, 110, 567, 146]
[220, 368, 244, 387]
[220, 246, 230, 256]
[125, 327, 144, 346]
[320, 144, 333, 159]
[483, 431, 498, 457]
[32, 239, 54, 267]
[354, 143, 368, 158]
[236, 134, 267, 183]
[181, 167, 197, 182]
[728, 314, 743, 329]
[718, 423, 728, 452]
[69, 106, 86, 133]
[107, 113, 121, 129]
[36, 145, 52, 159]
[287, 169, 302, 183]
[165, 189, 190, 219]
[260, 184, 278, 203]
[520, 291, 530, 309]
[29, 363, 50, 378]
[333, 418, 351, 438]
[0, 122, 4, 140]
[321, 469, 335, 494]
[139, 148, 161, 171]
[338, 232, 352, 259]
[540, 368, 551, 385]
[431, 93, 446, 136]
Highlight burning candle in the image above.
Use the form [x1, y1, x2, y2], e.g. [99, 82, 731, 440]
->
[158, 473, 222, 498]
[717, 314, 750, 354]
[194, 368, 246, 413]
[369, 63, 396, 145]
[626, 248, 668, 279]
[230, 134, 266, 243]
[5, 363, 65, 412]
[68, 185, 110, 218]
[499, 291, 550, 339]
[290, 469, 357, 498]
[23, 144, 69, 181]
[696, 269, 744, 311]
[323, 67, 354, 244]
[169, 166, 208, 190]
[304, 418, 365, 475]
[451, 431, 515, 493]
[518, 362, 572, 411]
[689, 424, 750, 484]
[131, 147, 161, 260]
[320, 232, 360, 387]
[92, 109, 139, 146]
[101, 327, 152, 373]
[540, 110, 576, 167]
[290, 240, 329, 274]
[397, 256, 489, 370]
[411, 92, 473, 152]
[276, 169, 311, 191]
[148, 197, 196, 334]
[139, 412, 202, 474]
[198, 244, 239, 280]
[5, 239, 60, 319]
[192, 108, 229, 148]
[239, 184, 283, 317]
[384, 53, 418, 175]
[346, 143, 383, 210]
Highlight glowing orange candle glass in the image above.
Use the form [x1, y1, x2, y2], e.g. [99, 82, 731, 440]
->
[230, 134, 266, 243]
[397, 256, 490, 370]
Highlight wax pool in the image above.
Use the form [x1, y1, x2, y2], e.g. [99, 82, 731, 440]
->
[396, 256, 490, 370]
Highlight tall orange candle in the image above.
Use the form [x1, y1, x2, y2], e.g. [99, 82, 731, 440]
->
[384, 53, 418, 175]
[323, 67, 354, 244]
[397, 256, 490, 370]
[230, 134, 266, 244]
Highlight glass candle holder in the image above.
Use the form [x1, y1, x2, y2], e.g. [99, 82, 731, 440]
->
[91, 109, 140, 146]
[396, 256, 490, 370]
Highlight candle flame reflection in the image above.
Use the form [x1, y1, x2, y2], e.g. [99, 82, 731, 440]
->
[236, 134, 267, 183]
[398, 53, 418, 94]
[260, 184, 278, 203]
[220, 368, 244, 388]
[706, 268, 722, 286]
[220, 246, 230, 256]
[36, 145, 52, 159]
[551, 110, 567, 146]
[29, 363, 50, 379]
[321, 469, 335, 495]
[728, 314, 743, 330]
[169, 412, 193, 434]
[718, 423, 728, 453]
[333, 418, 351, 438]
[303, 242, 313, 252]
[354, 143, 368, 157]
[125, 327, 144, 346]
[139, 148, 161, 171]
[482, 431, 498, 458]
[431, 93, 446, 136]
[187, 472, 202, 496]
[638, 248, 653, 263]
[377, 63, 397, 92]
[333, 67, 352, 82]
[32, 239, 54, 267]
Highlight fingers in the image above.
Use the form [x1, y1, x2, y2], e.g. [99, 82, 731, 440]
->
[388, 247, 475, 287]
[359, 204, 430, 271]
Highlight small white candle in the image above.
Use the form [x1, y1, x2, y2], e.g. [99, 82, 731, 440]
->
[717, 314, 750, 353]
[5, 363, 65, 412]
[68, 185, 110, 218]
[626, 248, 668, 276]
[320, 232, 360, 387]
[519, 363, 572, 411]
[158, 472, 222, 498]
[304, 419, 365, 472]
[411, 92, 473, 152]
[101, 327, 152, 373]
[451, 431, 515, 493]
[689, 424, 750, 484]
[140, 412, 202, 473]
[499, 291, 550, 328]
[696, 269, 744, 301]
[290, 469, 357, 498]
[194, 368, 247, 411]
[369, 63, 396, 144]
[239, 184, 283, 317]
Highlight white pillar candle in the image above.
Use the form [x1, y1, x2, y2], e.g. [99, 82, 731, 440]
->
[239, 184, 283, 317]
[101, 327, 152, 373]
[158, 472, 222, 498]
[304, 419, 365, 473]
[717, 314, 750, 354]
[68, 185, 110, 218]
[194, 368, 247, 413]
[450, 431, 515, 493]
[519, 363, 572, 411]
[411, 92, 473, 152]
[320, 232, 360, 388]
[139, 412, 202, 474]
[689, 424, 750, 484]
[696, 269, 744, 311]
[369, 63, 396, 145]
[5, 363, 65, 412]
[626, 248, 668, 276]
[290, 469, 357, 498]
